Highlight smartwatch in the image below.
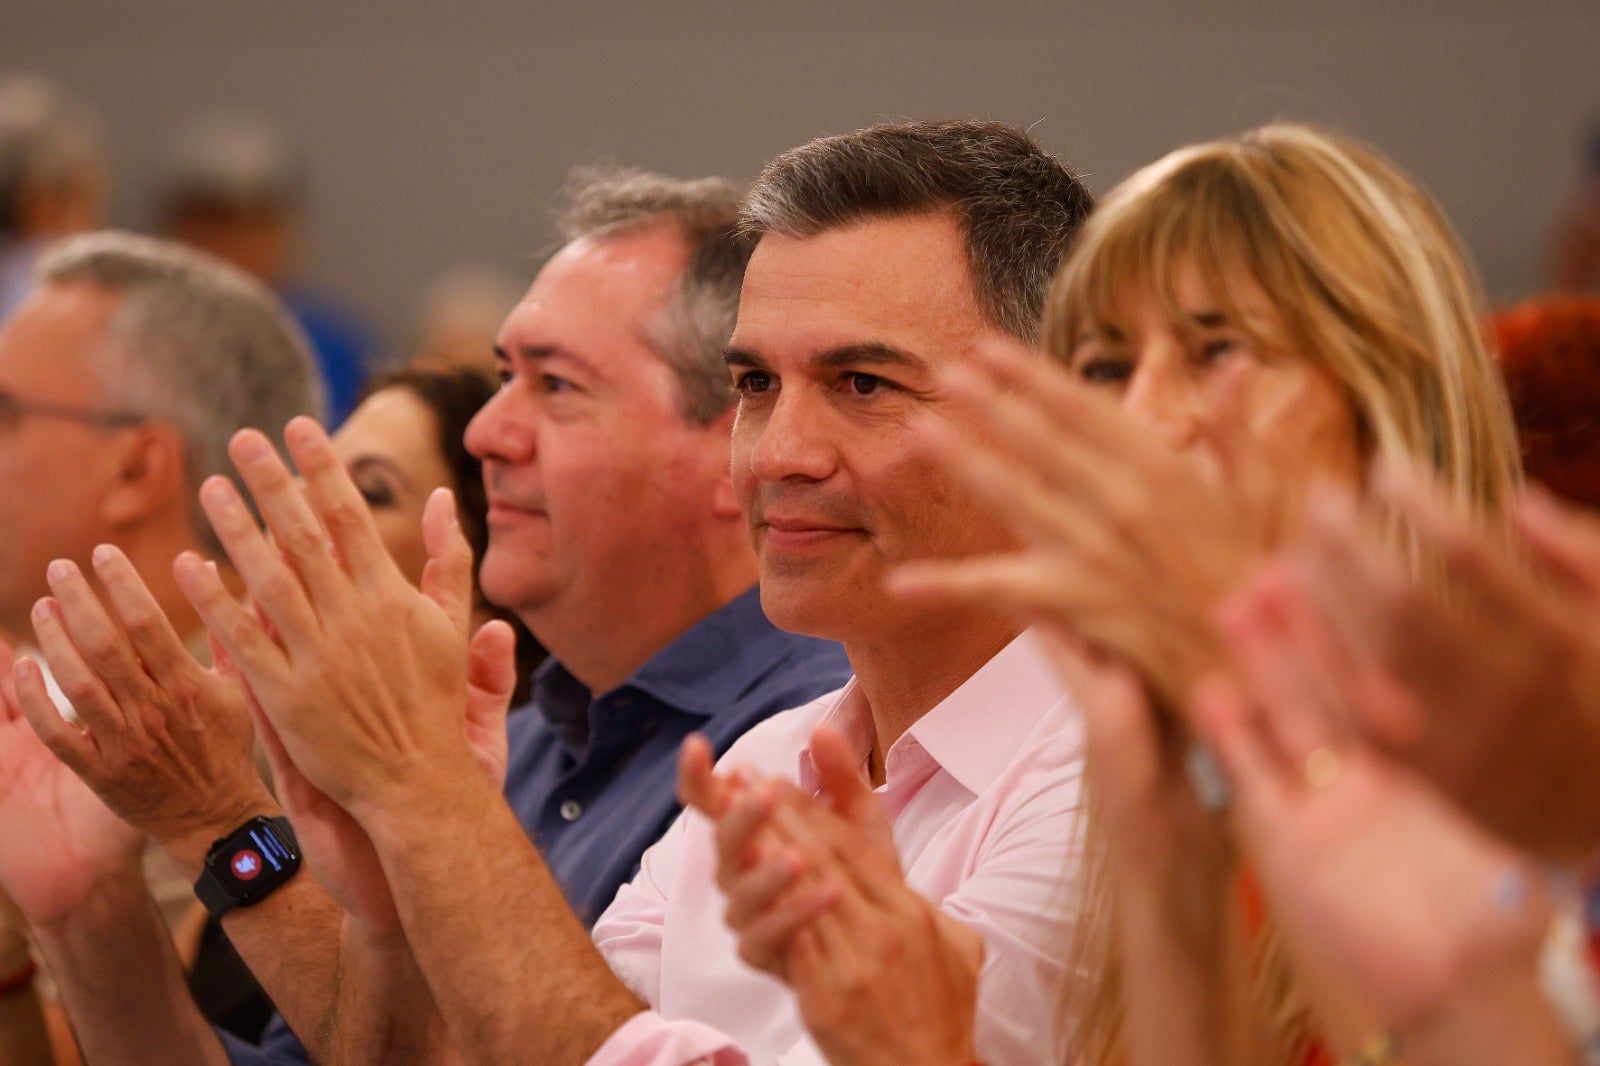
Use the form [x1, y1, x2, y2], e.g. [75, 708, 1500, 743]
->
[194, 815, 302, 918]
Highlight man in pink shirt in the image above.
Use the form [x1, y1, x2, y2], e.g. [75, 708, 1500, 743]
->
[132, 119, 1098, 1064]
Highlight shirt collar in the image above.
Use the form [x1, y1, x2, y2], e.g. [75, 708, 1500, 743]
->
[533, 586, 796, 744]
[798, 629, 1069, 798]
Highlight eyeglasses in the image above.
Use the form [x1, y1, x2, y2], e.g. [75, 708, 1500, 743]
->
[0, 386, 146, 430]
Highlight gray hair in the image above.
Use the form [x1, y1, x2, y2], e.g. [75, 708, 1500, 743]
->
[741, 119, 1095, 343]
[36, 231, 322, 554]
[0, 76, 106, 234]
[556, 166, 750, 425]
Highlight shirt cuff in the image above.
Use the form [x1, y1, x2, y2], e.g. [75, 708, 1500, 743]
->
[586, 1010, 747, 1066]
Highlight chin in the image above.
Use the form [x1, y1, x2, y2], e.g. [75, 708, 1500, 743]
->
[757, 581, 858, 642]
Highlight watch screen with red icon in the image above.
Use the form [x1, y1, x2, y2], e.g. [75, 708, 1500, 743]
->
[197, 816, 301, 915]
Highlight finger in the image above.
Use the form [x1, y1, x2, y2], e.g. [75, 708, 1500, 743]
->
[968, 339, 1165, 468]
[677, 734, 729, 816]
[733, 877, 840, 974]
[714, 784, 780, 886]
[888, 552, 1085, 623]
[88, 544, 190, 680]
[173, 551, 289, 697]
[911, 413, 1119, 557]
[419, 488, 475, 636]
[805, 727, 900, 865]
[28, 596, 129, 750]
[42, 559, 147, 706]
[280, 418, 402, 585]
[1190, 676, 1290, 828]
[224, 429, 352, 606]
[1272, 565, 1428, 750]
[1514, 484, 1600, 602]
[464, 622, 518, 786]
[936, 359, 1143, 507]
[13, 654, 97, 769]
[723, 847, 808, 930]
[198, 474, 321, 650]
[1217, 571, 1343, 764]
[1383, 469, 1572, 639]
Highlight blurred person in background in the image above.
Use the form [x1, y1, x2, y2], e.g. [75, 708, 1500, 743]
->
[1492, 293, 1600, 509]
[0, 230, 317, 1063]
[0, 75, 108, 321]
[408, 264, 523, 375]
[1550, 120, 1600, 295]
[159, 113, 381, 425]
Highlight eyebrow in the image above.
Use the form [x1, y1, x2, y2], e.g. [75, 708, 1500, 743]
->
[347, 455, 414, 488]
[723, 342, 928, 373]
[493, 343, 603, 380]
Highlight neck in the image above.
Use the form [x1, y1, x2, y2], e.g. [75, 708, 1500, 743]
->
[525, 576, 757, 698]
[843, 608, 1020, 787]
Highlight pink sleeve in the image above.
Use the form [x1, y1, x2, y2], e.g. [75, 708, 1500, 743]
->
[585, 1011, 748, 1066]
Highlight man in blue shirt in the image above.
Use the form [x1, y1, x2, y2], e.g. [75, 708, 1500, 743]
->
[0, 168, 849, 1065]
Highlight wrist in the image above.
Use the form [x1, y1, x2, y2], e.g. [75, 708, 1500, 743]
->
[161, 791, 284, 877]
[353, 748, 495, 857]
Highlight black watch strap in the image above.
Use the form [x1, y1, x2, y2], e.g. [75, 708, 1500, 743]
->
[194, 815, 300, 918]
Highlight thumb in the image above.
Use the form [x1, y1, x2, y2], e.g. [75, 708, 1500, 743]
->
[808, 726, 875, 824]
[419, 488, 474, 636]
[463, 620, 516, 786]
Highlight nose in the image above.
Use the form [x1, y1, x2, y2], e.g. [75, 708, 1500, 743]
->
[464, 385, 536, 466]
[1121, 348, 1204, 453]
[739, 388, 837, 485]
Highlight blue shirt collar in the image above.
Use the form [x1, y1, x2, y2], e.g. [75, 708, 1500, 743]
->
[532, 586, 798, 757]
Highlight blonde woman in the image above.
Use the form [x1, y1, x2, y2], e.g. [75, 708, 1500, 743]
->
[690, 122, 1530, 1064]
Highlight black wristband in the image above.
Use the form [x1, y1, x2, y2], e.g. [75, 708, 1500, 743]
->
[194, 816, 301, 918]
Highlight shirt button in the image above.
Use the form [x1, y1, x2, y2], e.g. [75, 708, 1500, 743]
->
[559, 799, 584, 822]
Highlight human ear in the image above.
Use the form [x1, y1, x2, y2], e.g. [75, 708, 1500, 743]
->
[101, 422, 187, 529]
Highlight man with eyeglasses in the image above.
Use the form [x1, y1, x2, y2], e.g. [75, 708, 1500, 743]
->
[0, 230, 317, 664]
[0, 230, 317, 1058]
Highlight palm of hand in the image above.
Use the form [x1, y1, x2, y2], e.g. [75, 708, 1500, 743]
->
[1245, 749, 1544, 1034]
[0, 714, 140, 923]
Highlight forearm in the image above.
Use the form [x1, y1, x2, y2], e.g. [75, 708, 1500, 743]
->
[365, 769, 643, 1066]
[32, 865, 227, 1066]
[326, 915, 457, 1066]
[164, 804, 347, 1059]
[1115, 871, 1250, 1066]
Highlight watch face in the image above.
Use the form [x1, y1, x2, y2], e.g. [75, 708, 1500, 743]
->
[212, 819, 300, 904]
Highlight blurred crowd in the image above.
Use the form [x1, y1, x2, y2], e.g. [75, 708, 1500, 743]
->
[0, 69, 1598, 1066]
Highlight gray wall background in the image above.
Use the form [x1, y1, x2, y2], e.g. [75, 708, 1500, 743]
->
[5, 1, 1597, 352]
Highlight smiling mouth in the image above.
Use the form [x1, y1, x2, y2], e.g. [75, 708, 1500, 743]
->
[759, 521, 864, 550]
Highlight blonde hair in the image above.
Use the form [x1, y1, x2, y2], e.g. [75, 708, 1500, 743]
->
[1047, 124, 1522, 1063]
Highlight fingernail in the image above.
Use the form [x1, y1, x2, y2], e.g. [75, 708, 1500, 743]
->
[201, 478, 235, 508]
[232, 432, 270, 462]
[31, 599, 55, 622]
[46, 559, 72, 584]
[92, 544, 115, 567]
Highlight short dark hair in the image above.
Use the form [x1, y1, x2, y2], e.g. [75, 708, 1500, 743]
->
[556, 166, 751, 424]
[740, 119, 1094, 342]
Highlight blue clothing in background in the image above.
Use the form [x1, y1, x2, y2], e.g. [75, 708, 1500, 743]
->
[222, 587, 851, 1064]
[281, 286, 381, 427]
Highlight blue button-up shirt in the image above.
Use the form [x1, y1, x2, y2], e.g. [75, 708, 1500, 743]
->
[224, 587, 851, 1064]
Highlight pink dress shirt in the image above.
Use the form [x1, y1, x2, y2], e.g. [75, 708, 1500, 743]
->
[588, 630, 1086, 1065]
